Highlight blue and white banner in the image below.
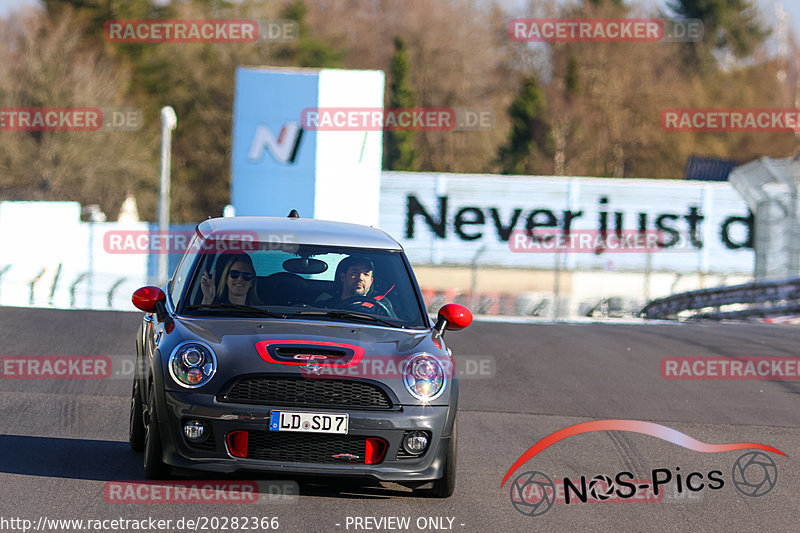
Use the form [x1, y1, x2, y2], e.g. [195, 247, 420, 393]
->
[231, 67, 318, 217]
[231, 67, 384, 224]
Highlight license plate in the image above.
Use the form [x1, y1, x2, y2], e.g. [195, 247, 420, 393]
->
[269, 411, 348, 434]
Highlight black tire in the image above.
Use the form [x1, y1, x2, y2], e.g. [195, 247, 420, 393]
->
[422, 419, 457, 498]
[143, 382, 169, 479]
[129, 377, 145, 452]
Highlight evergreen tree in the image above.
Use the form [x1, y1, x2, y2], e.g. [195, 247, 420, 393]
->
[276, 0, 346, 68]
[565, 55, 579, 99]
[667, 0, 769, 70]
[497, 75, 551, 175]
[384, 36, 419, 171]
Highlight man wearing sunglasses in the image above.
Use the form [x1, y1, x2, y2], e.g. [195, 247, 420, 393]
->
[200, 253, 263, 306]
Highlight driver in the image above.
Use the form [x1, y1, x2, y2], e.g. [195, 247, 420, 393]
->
[340, 256, 375, 301]
[315, 256, 394, 315]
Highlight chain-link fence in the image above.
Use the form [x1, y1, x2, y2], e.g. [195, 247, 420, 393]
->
[730, 156, 800, 280]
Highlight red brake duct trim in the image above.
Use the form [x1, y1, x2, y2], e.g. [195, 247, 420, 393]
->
[227, 431, 249, 458]
[364, 438, 388, 465]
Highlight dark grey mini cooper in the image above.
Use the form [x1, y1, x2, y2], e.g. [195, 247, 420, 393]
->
[129, 214, 472, 497]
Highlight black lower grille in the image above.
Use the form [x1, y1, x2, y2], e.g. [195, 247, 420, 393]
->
[245, 431, 369, 464]
[221, 377, 393, 409]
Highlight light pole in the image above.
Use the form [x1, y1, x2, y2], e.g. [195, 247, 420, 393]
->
[157, 106, 177, 285]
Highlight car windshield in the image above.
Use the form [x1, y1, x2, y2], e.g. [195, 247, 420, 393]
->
[179, 239, 428, 329]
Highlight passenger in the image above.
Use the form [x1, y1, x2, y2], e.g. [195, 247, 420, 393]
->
[200, 253, 262, 306]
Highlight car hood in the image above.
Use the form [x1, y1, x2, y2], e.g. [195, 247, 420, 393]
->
[159, 316, 453, 405]
[178, 316, 433, 349]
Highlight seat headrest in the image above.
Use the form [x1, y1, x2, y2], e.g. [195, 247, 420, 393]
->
[258, 272, 307, 306]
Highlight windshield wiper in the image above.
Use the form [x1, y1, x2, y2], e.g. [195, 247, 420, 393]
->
[294, 310, 402, 328]
[184, 304, 287, 319]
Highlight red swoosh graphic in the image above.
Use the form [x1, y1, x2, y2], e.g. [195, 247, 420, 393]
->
[500, 419, 786, 486]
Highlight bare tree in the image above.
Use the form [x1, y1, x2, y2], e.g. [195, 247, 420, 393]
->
[0, 8, 157, 217]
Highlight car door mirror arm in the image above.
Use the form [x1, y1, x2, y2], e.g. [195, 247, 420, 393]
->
[154, 299, 174, 328]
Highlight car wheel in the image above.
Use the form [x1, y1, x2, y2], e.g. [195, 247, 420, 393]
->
[143, 382, 169, 479]
[422, 419, 457, 498]
[129, 377, 145, 452]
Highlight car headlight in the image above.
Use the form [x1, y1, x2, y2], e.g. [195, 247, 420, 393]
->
[169, 341, 217, 388]
[403, 353, 446, 401]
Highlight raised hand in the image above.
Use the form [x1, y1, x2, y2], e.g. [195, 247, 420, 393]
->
[200, 270, 215, 304]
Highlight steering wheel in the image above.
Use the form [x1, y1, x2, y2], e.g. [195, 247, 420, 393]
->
[338, 295, 392, 317]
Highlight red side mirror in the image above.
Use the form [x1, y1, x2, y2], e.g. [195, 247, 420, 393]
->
[132, 286, 166, 313]
[437, 303, 473, 332]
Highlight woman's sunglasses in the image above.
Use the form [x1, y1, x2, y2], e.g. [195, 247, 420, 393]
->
[228, 269, 255, 281]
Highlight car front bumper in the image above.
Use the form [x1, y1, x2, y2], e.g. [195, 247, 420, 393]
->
[157, 390, 455, 482]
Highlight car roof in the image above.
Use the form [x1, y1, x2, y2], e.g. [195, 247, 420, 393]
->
[196, 216, 403, 251]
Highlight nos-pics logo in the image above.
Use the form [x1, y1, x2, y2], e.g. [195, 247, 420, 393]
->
[502, 420, 784, 517]
[248, 121, 303, 164]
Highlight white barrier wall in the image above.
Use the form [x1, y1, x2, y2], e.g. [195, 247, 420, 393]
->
[0, 172, 757, 312]
[379, 172, 754, 274]
[0, 202, 148, 310]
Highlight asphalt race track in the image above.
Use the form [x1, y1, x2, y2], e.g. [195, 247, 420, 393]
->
[0, 306, 798, 532]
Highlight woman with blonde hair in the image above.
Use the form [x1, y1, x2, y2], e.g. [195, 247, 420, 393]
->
[200, 253, 262, 306]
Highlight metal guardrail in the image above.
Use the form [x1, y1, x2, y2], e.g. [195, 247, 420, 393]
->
[48, 263, 62, 305]
[28, 268, 47, 305]
[70, 272, 89, 308]
[0, 265, 9, 300]
[107, 277, 127, 308]
[641, 276, 800, 320]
